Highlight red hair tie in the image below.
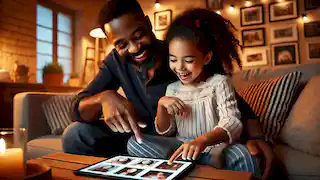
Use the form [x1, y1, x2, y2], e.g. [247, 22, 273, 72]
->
[195, 19, 201, 29]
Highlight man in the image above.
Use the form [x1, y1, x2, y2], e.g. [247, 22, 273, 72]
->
[63, 0, 274, 179]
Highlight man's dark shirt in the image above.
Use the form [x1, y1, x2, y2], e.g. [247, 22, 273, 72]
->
[72, 41, 257, 137]
[72, 41, 177, 134]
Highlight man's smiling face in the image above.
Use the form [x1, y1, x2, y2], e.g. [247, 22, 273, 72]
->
[104, 12, 157, 65]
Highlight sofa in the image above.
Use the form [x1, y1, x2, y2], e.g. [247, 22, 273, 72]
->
[14, 62, 320, 180]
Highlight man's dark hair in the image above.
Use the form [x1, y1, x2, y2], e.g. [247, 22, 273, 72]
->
[98, 0, 144, 31]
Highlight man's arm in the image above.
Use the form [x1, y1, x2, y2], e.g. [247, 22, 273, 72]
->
[236, 93, 275, 180]
[71, 53, 120, 123]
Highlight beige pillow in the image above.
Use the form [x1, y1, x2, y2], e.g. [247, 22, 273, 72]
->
[280, 76, 320, 156]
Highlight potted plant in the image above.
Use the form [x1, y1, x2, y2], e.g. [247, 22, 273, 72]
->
[42, 63, 64, 86]
[68, 72, 80, 86]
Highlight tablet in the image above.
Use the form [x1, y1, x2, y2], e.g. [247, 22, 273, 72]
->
[74, 155, 194, 180]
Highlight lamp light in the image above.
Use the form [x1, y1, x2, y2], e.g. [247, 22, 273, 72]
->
[89, 27, 106, 38]
[245, 1, 252, 7]
[155, 0, 160, 9]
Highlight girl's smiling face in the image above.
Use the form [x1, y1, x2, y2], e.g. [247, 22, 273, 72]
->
[169, 38, 212, 86]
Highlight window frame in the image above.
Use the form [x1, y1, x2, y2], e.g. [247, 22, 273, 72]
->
[37, 0, 75, 80]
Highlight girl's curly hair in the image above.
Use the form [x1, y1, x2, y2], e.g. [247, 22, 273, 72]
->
[165, 8, 242, 75]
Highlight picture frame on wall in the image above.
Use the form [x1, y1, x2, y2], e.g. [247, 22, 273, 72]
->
[269, 1, 298, 22]
[271, 42, 299, 66]
[242, 47, 268, 67]
[304, 21, 320, 37]
[304, 0, 320, 10]
[241, 28, 266, 47]
[307, 42, 320, 61]
[270, 24, 298, 43]
[154, 9, 172, 31]
[240, 5, 264, 26]
[206, 0, 224, 10]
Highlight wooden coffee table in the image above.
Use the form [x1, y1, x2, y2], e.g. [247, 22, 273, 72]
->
[28, 152, 253, 180]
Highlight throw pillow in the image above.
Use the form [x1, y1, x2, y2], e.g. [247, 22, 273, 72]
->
[42, 95, 74, 135]
[238, 71, 301, 142]
[280, 76, 320, 156]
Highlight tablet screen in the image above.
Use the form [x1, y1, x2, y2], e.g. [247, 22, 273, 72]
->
[75, 155, 194, 180]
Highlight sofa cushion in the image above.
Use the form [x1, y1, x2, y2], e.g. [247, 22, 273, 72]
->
[274, 143, 320, 178]
[27, 135, 62, 160]
[238, 72, 301, 142]
[42, 95, 73, 135]
[280, 76, 320, 156]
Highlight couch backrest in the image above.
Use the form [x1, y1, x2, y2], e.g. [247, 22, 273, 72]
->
[232, 62, 320, 102]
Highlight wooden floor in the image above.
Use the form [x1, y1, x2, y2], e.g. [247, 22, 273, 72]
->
[28, 152, 253, 180]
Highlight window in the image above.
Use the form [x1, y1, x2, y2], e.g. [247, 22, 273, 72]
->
[36, 4, 74, 83]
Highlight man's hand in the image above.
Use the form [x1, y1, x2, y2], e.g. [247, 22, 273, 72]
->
[159, 96, 186, 116]
[100, 91, 145, 143]
[168, 136, 207, 164]
[247, 139, 275, 180]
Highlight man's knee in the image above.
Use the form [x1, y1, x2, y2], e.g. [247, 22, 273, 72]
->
[62, 122, 89, 153]
[225, 144, 261, 177]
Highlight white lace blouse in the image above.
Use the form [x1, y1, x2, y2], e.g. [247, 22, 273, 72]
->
[155, 74, 242, 145]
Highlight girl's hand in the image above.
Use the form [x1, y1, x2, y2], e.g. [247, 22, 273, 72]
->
[159, 96, 186, 116]
[168, 136, 207, 164]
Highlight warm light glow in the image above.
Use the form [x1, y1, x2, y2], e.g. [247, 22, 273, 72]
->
[278, 0, 283, 2]
[229, 5, 235, 12]
[245, 1, 252, 7]
[0, 138, 5, 153]
[89, 28, 106, 38]
[261, 0, 268, 2]
[302, 14, 308, 23]
[155, 2, 160, 9]
[216, 10, 221, 15]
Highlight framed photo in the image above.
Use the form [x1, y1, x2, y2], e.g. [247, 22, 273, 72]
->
[206, 0, 224, 10]
[271, 42, 299, 66]
[242, 28, 266, 47]
[242, 47, 268, 67]
[269, 1, 298, 22]
[270, 24, 298, 43]
[304, 21, 320, 37]
[304, 0, 320, 10]
[307, 42, 320, 61]
[240, 5, 264, 26]
[154, 9, 172, 31]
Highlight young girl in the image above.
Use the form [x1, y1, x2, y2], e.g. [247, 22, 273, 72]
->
[127, 8, 243, 169]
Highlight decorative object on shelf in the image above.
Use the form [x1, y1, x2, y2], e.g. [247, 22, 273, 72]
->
[241, 28, 266, 47]
[206, 0, 224, 10]
[154, 9, 172, 31]
[68, 72, 80, 87]
[270, 24, 298, 43]
[242, 47, 268, 67]
[307, 42, 320, 61]
[271, 42, 299, 66]
[0, 69, 12, 82]
[240, 4, 264, 26]
[304, 21, 320, 37]
[269, 1, 298, 22]
[42, 63, 64, 86]
[0, 128, 27, 179]
[14, 64, 30, 83]
[304, 0, 320, 10]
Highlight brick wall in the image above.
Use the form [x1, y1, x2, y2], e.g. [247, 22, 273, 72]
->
[0, 0, 37, 82]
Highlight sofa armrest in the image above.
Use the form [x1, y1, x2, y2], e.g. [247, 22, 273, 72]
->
[14, 92, 75, 141]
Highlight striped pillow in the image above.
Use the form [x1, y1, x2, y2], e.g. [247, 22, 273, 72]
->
[42, 95, 73, 135]
[238, 72, 301, 142]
